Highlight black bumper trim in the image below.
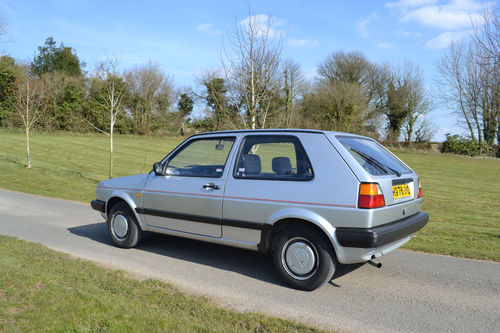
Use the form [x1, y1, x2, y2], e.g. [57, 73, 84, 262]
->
[91, 200, 106, 213]
[336, 212, 429, 248]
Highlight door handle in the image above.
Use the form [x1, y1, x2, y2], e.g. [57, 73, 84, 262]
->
[202, 182, 220, 190]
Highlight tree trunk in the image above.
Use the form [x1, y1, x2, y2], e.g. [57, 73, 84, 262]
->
[25, 127, 32, 169]
[109, 127, 113, 179]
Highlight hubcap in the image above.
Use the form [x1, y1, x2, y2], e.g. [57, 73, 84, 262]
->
[282, 238, 318, 280]
[112, 213, 129, 240]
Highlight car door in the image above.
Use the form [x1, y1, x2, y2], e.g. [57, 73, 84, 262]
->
[141, 136, 237, 237]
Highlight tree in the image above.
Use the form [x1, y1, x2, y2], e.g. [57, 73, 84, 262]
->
[0, 55, 20, 127]
[473, 9, 500, 156]
[39, 71, 86, 131]
[220, 10, 282, 129]
[12, 66, 49, 168]
[301, 81, 368, 133]
[472, 9, 500, 67]
[31, 37, 84, 77]
[197, 72, 240, 131]
[124, 61, 175, 134]
[86, 57, 127, 178]
[318, 50, 375, 86]
[177, 93, 193, 135]
[316, 50, 385, 136]
[281, 59, 305, 127]
[436, 41, 485, 151]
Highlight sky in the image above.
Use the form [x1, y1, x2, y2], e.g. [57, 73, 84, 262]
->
[0, 0, 497, 141]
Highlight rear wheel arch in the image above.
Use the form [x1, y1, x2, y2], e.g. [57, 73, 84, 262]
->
[268, 219, 338, 291]
[261, 218, 336, 256]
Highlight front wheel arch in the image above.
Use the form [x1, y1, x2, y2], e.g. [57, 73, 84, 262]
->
[107, 200, 143, 248]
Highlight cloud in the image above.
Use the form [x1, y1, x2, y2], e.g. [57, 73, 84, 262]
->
[357, 12, 380, 38]
[387, 0, 494, 30]
[378, 42, 396, 49]
[424, 29, 471, 49]
[288, 38, 319, 48]
[395, 29, 423, 37]
[196, 23, 221, 36]
[386, 0, 438, 10]
[239, 14, 285, 38]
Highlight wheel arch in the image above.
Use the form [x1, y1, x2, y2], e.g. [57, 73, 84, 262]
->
[105, 194, 145, 230]
[259, 208, 341, 262]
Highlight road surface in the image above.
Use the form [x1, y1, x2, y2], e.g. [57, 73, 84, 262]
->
[0, 189, 498, 332]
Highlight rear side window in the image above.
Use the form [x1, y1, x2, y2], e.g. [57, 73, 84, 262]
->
[234, 135, 313, 181]
[336, 136, 410, 176]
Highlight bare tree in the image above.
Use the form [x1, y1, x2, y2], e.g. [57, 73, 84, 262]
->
[436, 41, 484, 149]
[414, 116, 438, 143]
[219, 10, 282, 129]
[88, 56, 127, 178]
[472, 8, 500, 67]
[12, 66, 49, 168]
[473, 9, 500, 156]
[281, 59, 304, 127]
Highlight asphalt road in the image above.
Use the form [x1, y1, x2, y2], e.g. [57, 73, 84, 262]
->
[0, 189, 499, 332]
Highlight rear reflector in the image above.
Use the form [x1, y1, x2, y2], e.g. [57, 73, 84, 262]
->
[359, 183, 385, 209]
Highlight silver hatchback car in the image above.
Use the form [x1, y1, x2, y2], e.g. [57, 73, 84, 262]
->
[91, 129, 428, 290]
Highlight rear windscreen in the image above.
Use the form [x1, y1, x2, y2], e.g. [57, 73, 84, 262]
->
[336, 136, 411, 176]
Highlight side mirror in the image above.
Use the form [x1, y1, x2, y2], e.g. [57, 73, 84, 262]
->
[153, 162, 165, 176]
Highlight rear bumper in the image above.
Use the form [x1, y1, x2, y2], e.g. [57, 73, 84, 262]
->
[90, 200, 106, 213]
[335, 211, 428, 248]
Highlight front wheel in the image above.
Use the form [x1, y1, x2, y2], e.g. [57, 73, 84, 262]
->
[272, 227, 336, 291]
[107, 202, 142, 248]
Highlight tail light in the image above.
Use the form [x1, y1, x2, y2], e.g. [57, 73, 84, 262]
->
[418, 179, 423, 198]
[358, 183, 385, 209]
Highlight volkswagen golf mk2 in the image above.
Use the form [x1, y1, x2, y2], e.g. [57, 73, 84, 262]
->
[91, 129, 428, 290]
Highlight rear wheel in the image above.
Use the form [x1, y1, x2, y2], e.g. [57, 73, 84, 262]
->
[107, 202, 142, 248]
[272, 226, 335, 291]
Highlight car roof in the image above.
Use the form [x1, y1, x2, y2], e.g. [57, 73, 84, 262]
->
[189, 129, 369, 138]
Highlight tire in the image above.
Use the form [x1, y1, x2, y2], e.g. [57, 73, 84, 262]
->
[107, 201, 143, 248]
[272, 226, 336, 291]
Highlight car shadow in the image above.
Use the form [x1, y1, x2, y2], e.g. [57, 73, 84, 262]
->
[68, 222, 364, 289]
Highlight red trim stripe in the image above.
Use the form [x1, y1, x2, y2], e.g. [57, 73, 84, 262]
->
[98, 186, 355, 208]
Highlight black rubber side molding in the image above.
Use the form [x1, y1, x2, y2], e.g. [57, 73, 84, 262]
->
[336, 212, 429, 248]
[90, 200, 106, 213]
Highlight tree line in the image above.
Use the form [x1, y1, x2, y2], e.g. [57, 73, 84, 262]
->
[0, 9, 498, 159]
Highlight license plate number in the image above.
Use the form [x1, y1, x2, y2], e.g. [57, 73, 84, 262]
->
[393, 184, 411, 199]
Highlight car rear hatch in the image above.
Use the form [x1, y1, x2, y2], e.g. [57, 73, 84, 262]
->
[329, 134, 421, 207]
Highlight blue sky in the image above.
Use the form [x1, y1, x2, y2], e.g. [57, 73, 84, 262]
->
[0, 0, 496, 141]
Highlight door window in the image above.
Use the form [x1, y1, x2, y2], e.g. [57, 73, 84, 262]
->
[166, 137, 235, 177]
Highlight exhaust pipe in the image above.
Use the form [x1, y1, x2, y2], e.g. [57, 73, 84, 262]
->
[367, 260, 382, 268]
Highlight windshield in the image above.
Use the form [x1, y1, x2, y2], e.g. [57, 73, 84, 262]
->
[336, 136, 411, 176]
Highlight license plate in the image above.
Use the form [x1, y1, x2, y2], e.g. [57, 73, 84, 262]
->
[393, 184, 411, 199]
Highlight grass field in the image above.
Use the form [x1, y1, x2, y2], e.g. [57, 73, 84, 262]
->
[0, 234, 320, 332]
[0, 130, 499, 261]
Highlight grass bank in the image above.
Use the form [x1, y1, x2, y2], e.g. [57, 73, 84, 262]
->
[0, 235, 320, 332]
[0, 131, 499, 261]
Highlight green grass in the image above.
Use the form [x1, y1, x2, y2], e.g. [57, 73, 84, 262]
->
[0, 234, 321, 332]
[0, 131, 499, 261]
[0, 131, 183, 202]
[394, 150, 500, 261]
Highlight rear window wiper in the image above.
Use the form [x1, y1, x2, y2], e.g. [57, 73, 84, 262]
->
[350, 148, 401, 177]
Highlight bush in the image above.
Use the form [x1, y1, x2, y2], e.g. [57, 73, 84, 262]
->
[442, 134, 489, 156]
